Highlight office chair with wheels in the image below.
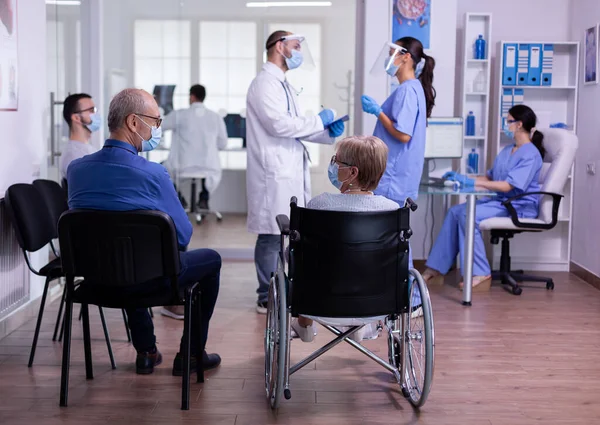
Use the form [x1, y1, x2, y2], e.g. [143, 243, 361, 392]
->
[479, 129, 578, 295]
[58, 210, 204, 410]
[4, 183, 115, 368]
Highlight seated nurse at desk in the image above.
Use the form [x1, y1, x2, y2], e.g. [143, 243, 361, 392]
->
[423, 104, 544, 289]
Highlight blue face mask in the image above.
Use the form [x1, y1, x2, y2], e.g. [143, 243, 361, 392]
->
[85, 113, 102, 133]
[135, 115, 162, 152]
[328, 162, 342, 190]
[385, 55, 399, 77]
[503, 123, 515, 139]
[285, 49, 304, 70]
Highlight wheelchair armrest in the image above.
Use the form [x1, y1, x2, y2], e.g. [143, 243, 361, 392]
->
[501, 191, 563, 230]
[276, 214, 290, 235]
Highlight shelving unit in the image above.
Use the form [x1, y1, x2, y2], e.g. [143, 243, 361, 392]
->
[492, 41, 580, 271]
[459, 13, 492, 176]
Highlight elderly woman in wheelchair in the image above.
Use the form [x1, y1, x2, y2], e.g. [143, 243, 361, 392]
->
[265, 136, 435, 409]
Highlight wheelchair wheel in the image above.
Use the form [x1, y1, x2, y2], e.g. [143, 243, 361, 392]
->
[264, 273, 288, 409]
[403, 269, 435, 408]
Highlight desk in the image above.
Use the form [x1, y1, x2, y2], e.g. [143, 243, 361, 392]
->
[419, 184, 496, 306]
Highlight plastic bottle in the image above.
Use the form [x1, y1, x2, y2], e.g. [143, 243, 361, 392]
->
[474, 70, 486, 93]
[466, 111, 475, 136]
[467, 148, 479, 174]
[475, 34, 486, 59]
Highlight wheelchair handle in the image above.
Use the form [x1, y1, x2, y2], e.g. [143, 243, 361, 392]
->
[405, 198, 418, 211]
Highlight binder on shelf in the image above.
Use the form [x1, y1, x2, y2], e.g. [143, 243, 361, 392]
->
[513, 88, 524, 106]
[502, 43, 518, 85]
[517, 44, 530, 85]
[542, 44, 554, 86]
[527, 44, 543, 85]
[501, 88, 513, 128]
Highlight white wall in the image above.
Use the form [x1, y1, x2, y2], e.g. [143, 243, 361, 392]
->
[569, 0, 600, 276]
[0, 0, 48, 301]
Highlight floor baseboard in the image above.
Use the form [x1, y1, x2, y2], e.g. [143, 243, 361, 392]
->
[570, 262, 600, 292]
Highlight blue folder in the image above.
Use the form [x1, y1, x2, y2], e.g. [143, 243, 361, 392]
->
[517, 44, 530, 85]
[502, 43, 518, 85]
[527, 44, 543, 86]
[542, 44, 554, 86]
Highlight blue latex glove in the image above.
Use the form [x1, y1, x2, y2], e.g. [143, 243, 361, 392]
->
[318, 109, 334, 127]
[442, 171, 457, 180]
[328, 119, 345, 138]
[445, 172, 475, 187]
[361, 95, 382, 116]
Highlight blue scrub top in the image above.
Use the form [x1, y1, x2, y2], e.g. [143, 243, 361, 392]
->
[486, 142, 543, 217]
[373, 79, 427, 204]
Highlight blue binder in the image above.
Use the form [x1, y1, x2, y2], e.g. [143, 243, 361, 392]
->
[527, 44, 543, 85]
[542, 44, 554, 86]
[517, 44, 530, 85]
[501, 88, 513, 129]
[513, 88, 524, 106]
[502, 43, 518, 85]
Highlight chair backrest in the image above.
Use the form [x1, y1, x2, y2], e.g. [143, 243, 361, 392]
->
[288, 204, 411, 318]
[4, 183, 56, 253]
[61, 178, 68, 195]
[537, 128, 578, 223]
[33, 179, 68, 232]
[58, 210, 181, 287]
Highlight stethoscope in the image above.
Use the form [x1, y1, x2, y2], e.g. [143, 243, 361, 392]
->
[279, 81, 311, 162]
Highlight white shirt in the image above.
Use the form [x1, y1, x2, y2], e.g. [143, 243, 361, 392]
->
[60, 140, 97, 180]
[162, 103, 227, 192]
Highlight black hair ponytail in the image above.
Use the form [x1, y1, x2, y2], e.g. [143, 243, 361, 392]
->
[508, 104, 546, 159]
[396, 36, 436, 118]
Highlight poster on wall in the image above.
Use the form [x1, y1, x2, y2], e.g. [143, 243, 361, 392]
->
[584, 24, 598, 85]
[0, 0, 17, 110]
[392, 0, 431, 48]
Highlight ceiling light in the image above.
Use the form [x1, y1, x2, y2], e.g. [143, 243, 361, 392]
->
[46, 0, 81, 5]
[246, 1, 332, 7]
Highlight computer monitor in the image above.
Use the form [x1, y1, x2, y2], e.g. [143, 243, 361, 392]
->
[422, 117, 464, 183]
[425, 117, 464, 159]
[153, 85, 176, 116]
[224, 114, 246, 147]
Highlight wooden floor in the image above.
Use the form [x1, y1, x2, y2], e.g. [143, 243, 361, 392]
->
[1, 261, 600, 424]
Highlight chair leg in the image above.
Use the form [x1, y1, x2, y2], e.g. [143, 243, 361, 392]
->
[98, 307, 117, 370]
[58, 309, 66, 342]
[52, 285, 67, 342]
[181, 297, 193, 410]
[81, 304, 94, 380]
[121, 309, 132, 343]
[28, 276, 51, 367]
[59, 288, 74, 407]
[195, 291, 204, 384]
[511, 273, 552, 283]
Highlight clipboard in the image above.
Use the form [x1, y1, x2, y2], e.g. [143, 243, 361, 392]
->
[325, 114, 349, 128]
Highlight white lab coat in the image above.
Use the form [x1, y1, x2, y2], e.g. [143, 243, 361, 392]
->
[162, 103, 228, 192]
[246, 62, 335, 235]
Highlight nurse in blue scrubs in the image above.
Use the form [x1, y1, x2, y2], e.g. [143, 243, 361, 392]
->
[361, 37, 436, 205]
[424, 104, 545, 289]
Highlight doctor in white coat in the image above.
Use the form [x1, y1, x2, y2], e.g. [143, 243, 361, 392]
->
[162, 84, 228, 211]
[246, 30, 346, 313]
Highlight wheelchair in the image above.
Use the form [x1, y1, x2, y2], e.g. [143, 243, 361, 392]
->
[264, 197, 435, 410]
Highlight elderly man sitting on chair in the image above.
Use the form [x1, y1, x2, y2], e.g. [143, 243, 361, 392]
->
[67, 88, 222, 375]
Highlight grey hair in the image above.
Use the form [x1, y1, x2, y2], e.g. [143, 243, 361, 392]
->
[107, 88, 148, 132]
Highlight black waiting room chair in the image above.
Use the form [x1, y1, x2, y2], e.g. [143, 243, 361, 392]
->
[58, 210, 204, 410]
[4, 182, 116, 368]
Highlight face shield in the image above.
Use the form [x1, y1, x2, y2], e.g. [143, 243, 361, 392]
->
[370, 42, 408, 77]
[269, 34, 315, 71]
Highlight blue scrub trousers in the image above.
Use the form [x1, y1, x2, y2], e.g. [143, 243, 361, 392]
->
[255, 234, 280, 304]
[426, 201, 509, 277]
